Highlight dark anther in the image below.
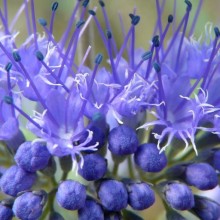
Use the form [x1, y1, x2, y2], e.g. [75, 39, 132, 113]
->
[12, 51, 21, 62]
[106, 30, 112, 39]
[153, 62, 161, 73]
[38, 18, 47, 27]
[52, 2, 59, 11]
[95, 53, 103, 64]
[168, 15, 173, 23]
[5, 62, 12, 72]
[36, 51, 44, 61]
[152, 35, 160, 47]
[141, 51, 153, 61]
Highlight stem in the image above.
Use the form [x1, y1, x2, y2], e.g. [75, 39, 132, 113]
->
[128, 156, 135, 179]
[112, 162, 119, 176]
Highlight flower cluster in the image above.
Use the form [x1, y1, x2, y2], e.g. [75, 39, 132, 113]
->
[0, 0, 220, 219]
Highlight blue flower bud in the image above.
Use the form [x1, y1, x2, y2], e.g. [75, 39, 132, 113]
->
[134, 143, 167, 172]
[163, 182, 195, 210]
[127, 182, 155, 210]
[78, 154, 107, 181]
[98, 180, 128, 211]
[185, 163, 218, 190]
[0, 204, 13, 220]
[0, 165, 36, 196]
[78, 199, 104, 220]
[15, 141, 51, 172]
[108, 125, 139, 155]
[56, 180, 86, 210]
[192, 195, 220, 220]
[13, 191, 46, 220]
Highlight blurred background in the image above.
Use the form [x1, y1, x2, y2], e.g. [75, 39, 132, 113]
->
[1, 0, 220, 219]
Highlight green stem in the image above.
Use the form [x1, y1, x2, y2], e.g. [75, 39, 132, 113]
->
[128, 156, 135, 179]
[40, 188, 57, 220]
[112, 162, 119, 177]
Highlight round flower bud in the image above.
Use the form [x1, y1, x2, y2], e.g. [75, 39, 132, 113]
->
[134, 143, 167, 172]
[78, 199, 104, 220]
[98, 180, 128, 211]
[15, 141, 51, 172]
[0, 165, 36, 196]
[108, 125, 139, 155]
[56, 180, 86, 210]
[78, 154, 107, 181]
[163, 182, 195, 210]
[13, 191, 46, 220]
[127, 182, 155, 210]
[0, 204, 13, 220]
[192, 195, 220, 220]
[185, 163, 218, 190]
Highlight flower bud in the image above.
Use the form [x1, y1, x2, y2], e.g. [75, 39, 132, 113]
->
[13, 191, 47, 220]
[127, 182, 155, 210]
[78, 154, 107, 181]
[108, 125, 139, 155]
[78, 199, 104, 220]
[0, 165, 36, 196]
[185, 163, 218, 190]
[15, 141, 51, 172]
[0, 202, 13, 220]
[56, 180, 86, 210]
[134, 143, 167, 172]
[162, 182, 195, 210]
[98, 179, 128, 211]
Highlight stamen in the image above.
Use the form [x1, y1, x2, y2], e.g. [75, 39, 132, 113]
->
[23, 0, 32, 35]
[153, 62, 167, 119]
[115, 15, 140, 68]
[3, 0, 8, 29]
[4, 96, 43, 131]
[5, 63, 15, 118]
[174, 0, 191, 72]
[188, 0, 203, 37]
[75, 54, 103, 123]
[99, 0, 118, 55]
[35, 51, 70, 93]
[12, 51, 59, 126]
[60, 0, 81, 48]
[30, 0, 38, 49]
[50, 2, 59, 34]
[0, 9, 9, 34]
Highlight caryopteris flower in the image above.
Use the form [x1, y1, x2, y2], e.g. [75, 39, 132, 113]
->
[1, 0, 220, 219]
